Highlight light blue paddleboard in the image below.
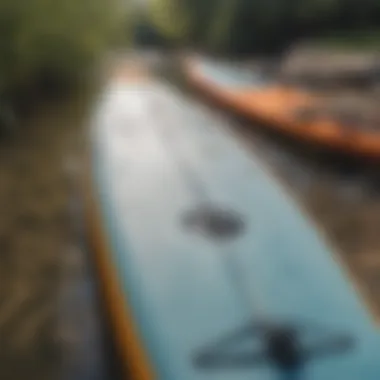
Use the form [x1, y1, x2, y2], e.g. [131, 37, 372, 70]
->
[90, 77, 380, 380]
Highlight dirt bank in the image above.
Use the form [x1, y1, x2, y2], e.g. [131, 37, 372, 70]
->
[0, 93, 91, 380]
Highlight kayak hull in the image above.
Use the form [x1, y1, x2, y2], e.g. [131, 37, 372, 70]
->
[184, 58, 380, 160]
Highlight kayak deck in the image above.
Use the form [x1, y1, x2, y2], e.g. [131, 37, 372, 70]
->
[185, 58, 380, 159]
[89, 72, 380, 380]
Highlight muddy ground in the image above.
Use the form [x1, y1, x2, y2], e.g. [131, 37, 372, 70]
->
[0, 89, 112, 380]
[0, 54, 380, 380]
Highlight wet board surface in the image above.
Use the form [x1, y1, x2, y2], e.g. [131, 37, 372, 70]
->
[90, 79, 380, 380]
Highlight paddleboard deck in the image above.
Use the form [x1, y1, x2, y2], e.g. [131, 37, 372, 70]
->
[88, 67, 380, 380]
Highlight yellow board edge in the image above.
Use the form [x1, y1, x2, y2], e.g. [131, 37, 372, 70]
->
[83, 159, 156, 380]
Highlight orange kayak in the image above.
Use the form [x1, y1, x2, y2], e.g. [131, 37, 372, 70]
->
[183, 57, 380, 160]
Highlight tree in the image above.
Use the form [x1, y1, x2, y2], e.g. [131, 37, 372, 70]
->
[146, 0, 380, 56]
[207, 0, 240, 52]
[148, 0, 192, 44]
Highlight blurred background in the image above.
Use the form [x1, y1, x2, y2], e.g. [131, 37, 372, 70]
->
[0, 0, 380, 379]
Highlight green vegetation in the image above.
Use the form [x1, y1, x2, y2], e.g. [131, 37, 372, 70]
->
[136, 0, 380, 56]
[149, 0, 192, 44]
[310, 30, 380, 51]
[3, 0, 377, 131]
[0, 0, 127, 129]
